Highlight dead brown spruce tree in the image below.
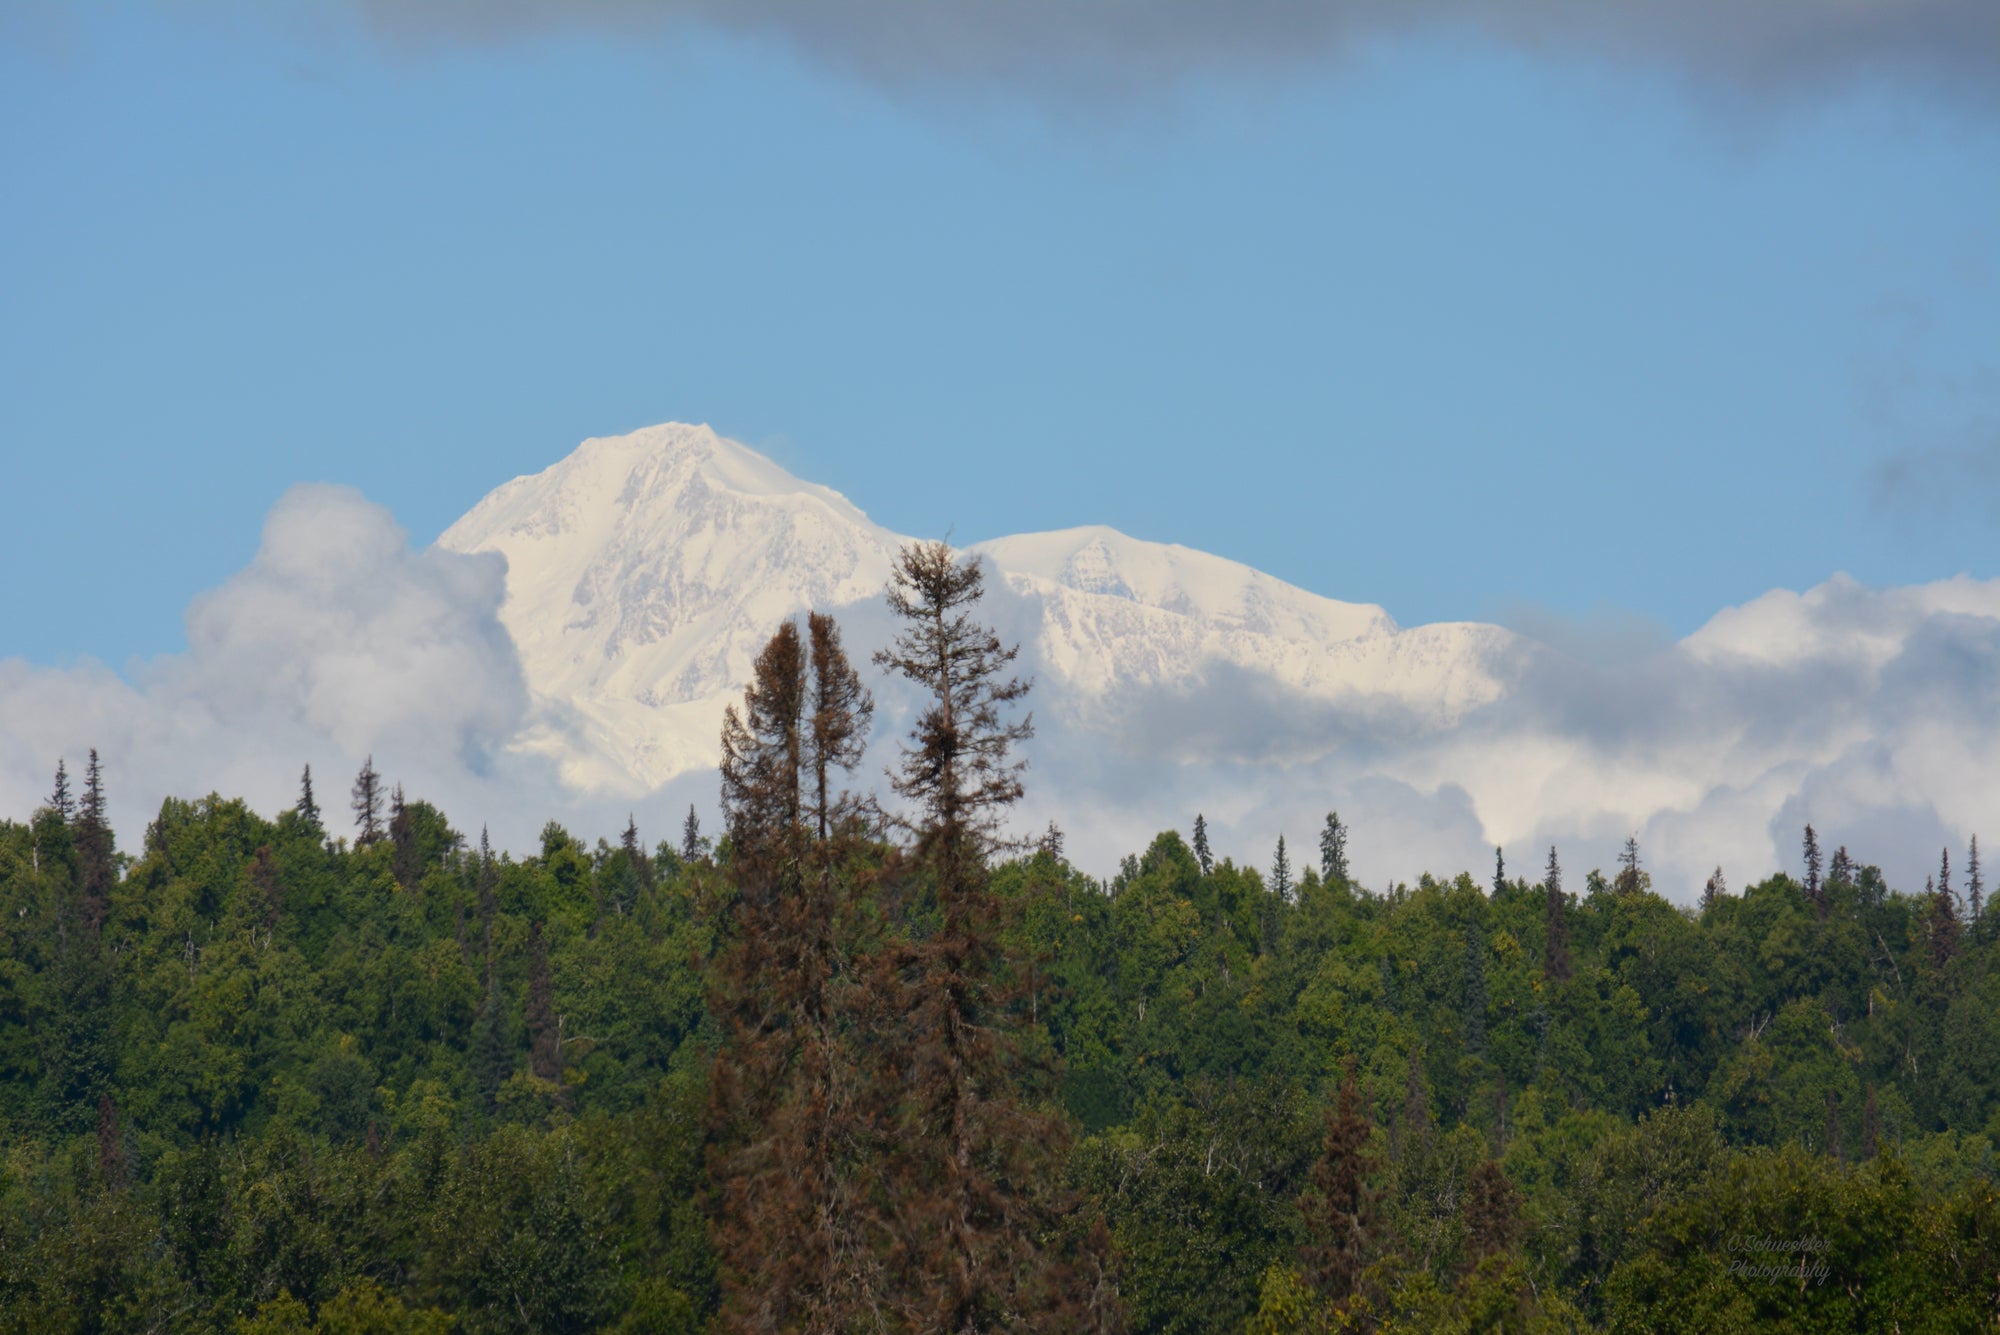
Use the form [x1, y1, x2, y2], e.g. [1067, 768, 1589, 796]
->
[710, 549, 1115, 1333]
[710, 612, 882, 1332]
[868, 540, 1113, 1334]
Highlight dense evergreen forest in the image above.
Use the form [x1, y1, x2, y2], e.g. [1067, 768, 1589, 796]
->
[6, 542, 2000, 1332]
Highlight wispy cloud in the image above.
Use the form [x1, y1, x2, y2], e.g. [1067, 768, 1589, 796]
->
[330, 0, 2000, 110]
[1871, 418, 2000, 531]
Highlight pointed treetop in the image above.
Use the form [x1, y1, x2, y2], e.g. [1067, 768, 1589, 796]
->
[1803, 824, 1824, 911]
[873, 539, 1032, 851]
[1493, 846, 1505, 897]
[298, 764, 321, 830]
[1192, 813, 1213, 876]
[805, 609, 874, 842]
[1615, 835, 1642, 895]
[350, 756, 385, 846]
[1543, 846, 1571, 984]
[682, 804, 705, 862]
[1270, 834, 1295, 902]
[81, 750, 105, 819]
[1968, 835, 1984, 928]
[49, 758, 73, 822]
[1320, 811, 1349, 883]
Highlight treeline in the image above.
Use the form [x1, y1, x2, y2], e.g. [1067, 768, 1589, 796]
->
[4, 543, 2000, 1331]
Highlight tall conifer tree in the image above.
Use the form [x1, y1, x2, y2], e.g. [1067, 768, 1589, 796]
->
[75, 749, 113, 934]
[1702, 866, 1727, 914]
[1271, 835, 1293, 901]
[1615, 835, 1642, 895]
[711, 614, 881, 1329]
[49, 758, 72, 823]
[351, 756, 383, 846]
[1969, 835, 1984, 936]
[617, 813, 651, 905]
[1926, 874, 1961, 966]
[476, 825, 497, 949]
[1543, 846, 1571, 984]
[807, 611, 872, 844]
[1192, 814, 1213, 876]
[1320, 811, 1349, 883]
[297, 763, 322, 832]
[1299, 1058, 1380, 1312]
[389, 784, 420, 889]
[1803, 824, 1825, 918]
[869, 540, 1101, 1331]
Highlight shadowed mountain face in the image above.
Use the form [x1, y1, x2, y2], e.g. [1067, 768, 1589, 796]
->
[437, 422, 1513, 794]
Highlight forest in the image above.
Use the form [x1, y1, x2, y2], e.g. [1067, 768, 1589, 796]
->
[4, 541, 1999, 1333]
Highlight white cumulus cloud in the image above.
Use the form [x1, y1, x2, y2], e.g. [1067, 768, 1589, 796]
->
[2, 486, 1995, 904]
[0, 485, 574, 852]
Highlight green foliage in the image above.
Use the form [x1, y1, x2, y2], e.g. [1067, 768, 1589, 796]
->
[3, 774, 1997, 1330]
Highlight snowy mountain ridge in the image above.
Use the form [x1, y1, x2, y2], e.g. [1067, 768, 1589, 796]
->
[438, 423, 1513, 794]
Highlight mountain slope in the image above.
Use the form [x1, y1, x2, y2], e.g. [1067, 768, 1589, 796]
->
[439, 423, 905, 790]
[974, 526, 1509, 724]
[438, 423, 1512, 793]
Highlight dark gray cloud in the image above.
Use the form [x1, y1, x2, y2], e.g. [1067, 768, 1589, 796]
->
[334, 0, 2000, 109]
[1871, 418, 2000, 531]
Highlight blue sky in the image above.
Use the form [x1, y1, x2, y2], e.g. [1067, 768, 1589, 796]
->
[3, 2, 1995, 670]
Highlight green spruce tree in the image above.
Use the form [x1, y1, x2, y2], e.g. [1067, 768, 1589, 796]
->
[1803, 823, 1825, 918]
[297, 763, 322, 833]
[351, 755, 383, 846]
[1319, 811, 1349, 883]
[1543, 846, 1571, 984]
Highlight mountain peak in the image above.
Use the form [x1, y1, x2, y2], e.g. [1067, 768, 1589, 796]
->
[437, 424, 906, 791]
[437, 424, 1510, 792]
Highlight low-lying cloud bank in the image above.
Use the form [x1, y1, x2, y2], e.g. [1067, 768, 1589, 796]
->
[970, 570, 2000, 901]
[4, 486, 1996, 903]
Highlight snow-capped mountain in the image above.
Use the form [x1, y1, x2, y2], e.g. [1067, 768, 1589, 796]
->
[438, 424, 904, 791]
[974, 527, 1510, 730]
[5, 420, 1983, 901]
[438, 423, 1513, 794]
